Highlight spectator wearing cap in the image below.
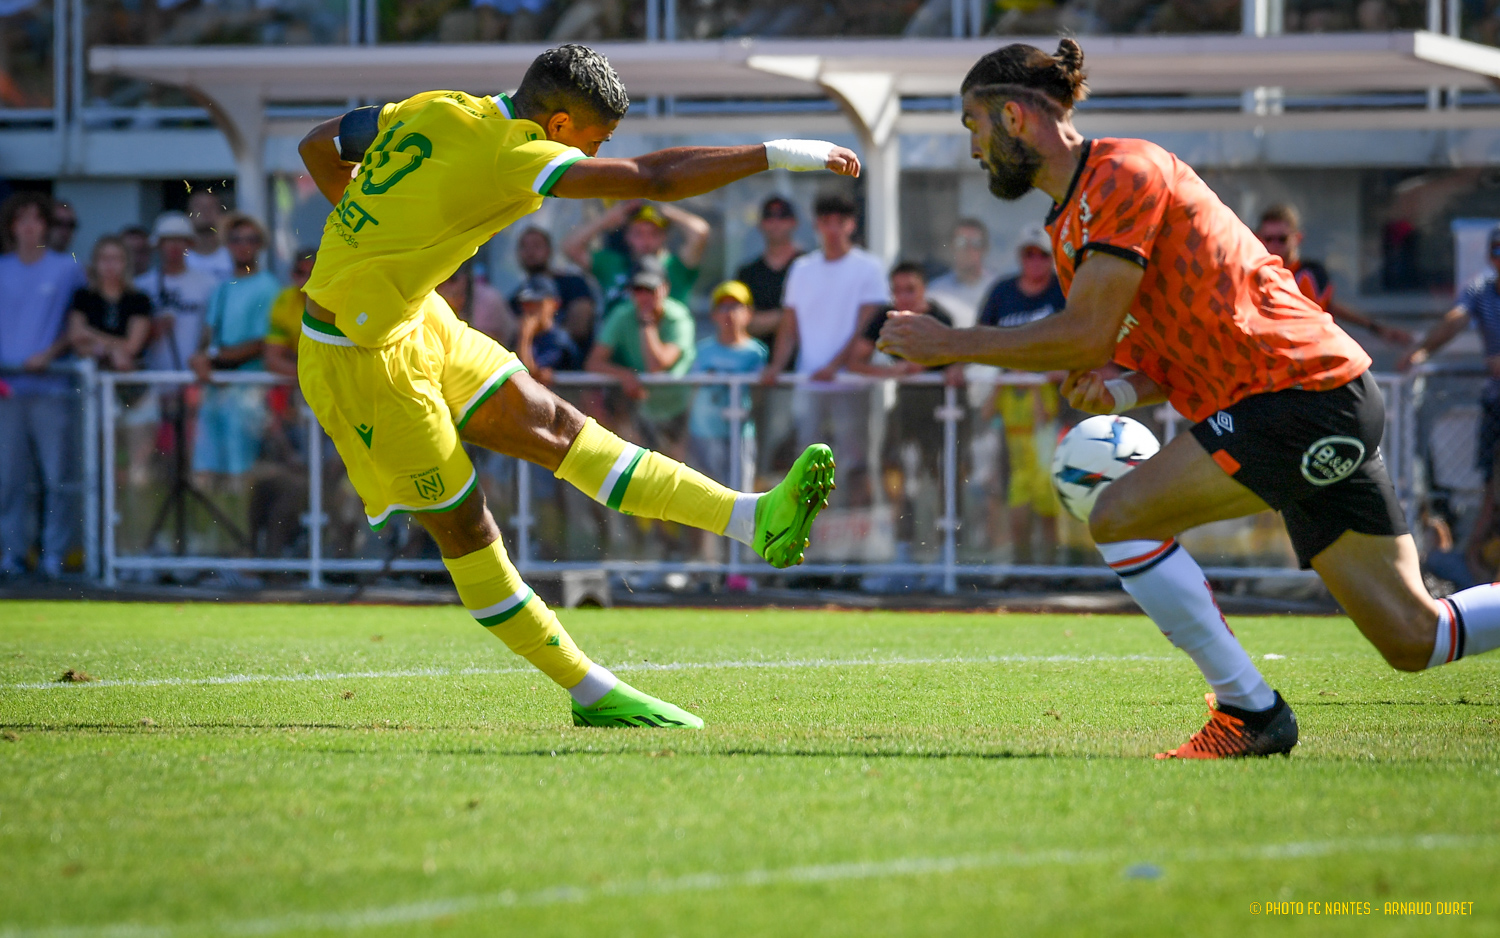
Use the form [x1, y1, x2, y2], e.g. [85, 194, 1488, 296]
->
[511, 226, 597, 360]
[735, 195, 805, 342]
[976, 223, 1068, 564]
[514, 274, 581, 385]
[137, 211, 221, 372]
[586, 256, 697, 450]
[927, 218, 996, 329]
[1257, 204, 1411, 346]
[0, 191, 86, 579]
[761, 192, 889, 504]
[263, 248, 317, 379]
[689, 280, 768, 483]
[1402, 224, 1500, 490]
[48, 199, 77, 255]
[186, 189, 233, 282]
[66, 236, 152, 373]
[190, 213, 277, 486]
[688, 280, 767, 564]
[562, 199, 709, 308]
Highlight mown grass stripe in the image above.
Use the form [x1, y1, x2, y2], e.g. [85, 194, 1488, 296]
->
[2, 834, 1488, 938]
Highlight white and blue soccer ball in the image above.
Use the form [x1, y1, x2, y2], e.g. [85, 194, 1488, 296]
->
[1050, 415, 1161, 522]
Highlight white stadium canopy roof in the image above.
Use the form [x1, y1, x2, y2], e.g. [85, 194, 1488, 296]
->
[89, 30, 1500, 255]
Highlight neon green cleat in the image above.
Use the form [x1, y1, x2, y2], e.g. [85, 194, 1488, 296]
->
[571, 682, 704, 729]
[754, 443, 836, 569]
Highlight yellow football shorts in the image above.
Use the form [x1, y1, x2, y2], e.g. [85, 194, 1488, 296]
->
[298, 291, 525, 529]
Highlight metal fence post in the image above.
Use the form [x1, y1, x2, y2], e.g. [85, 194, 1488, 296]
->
[306, 408, 324, 589]
[726, 376, 746, 577]
[79, 360, 100, 582]
[100, 373, 118, 588]
[515, 456, 533, 572]
[939, 381, 960, 594]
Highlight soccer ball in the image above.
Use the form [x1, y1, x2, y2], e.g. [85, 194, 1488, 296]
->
[1050, 415, 1161, 522]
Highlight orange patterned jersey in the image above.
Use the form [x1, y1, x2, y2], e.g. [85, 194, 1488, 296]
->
[1046, 138, 1369, 423]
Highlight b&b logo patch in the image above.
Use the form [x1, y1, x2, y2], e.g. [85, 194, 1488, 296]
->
[412, 467, 446, 502]
[1301, 436, 1366, 486]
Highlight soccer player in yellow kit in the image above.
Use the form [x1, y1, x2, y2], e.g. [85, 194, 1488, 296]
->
[296, 44, 857, 728]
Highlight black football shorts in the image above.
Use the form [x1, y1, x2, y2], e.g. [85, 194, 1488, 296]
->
[1189, 371, 1407, 568]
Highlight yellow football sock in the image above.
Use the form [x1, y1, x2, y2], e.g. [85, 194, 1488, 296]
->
[443, 539, 591, 689]
[555, 417, 737, 535]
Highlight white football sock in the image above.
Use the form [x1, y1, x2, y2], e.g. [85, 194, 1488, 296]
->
[567, 663, 618, 707]
[1098, 539, 1277, 711]
[724, 492, 762, 548]
[1429, 587, 1500, 668]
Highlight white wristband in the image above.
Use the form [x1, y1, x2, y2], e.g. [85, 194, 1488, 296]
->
[1103, 377, 1137, 414]
[764, 139, 834, 172]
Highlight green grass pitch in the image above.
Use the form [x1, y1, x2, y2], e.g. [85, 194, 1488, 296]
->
[1, 601, 1497, 937]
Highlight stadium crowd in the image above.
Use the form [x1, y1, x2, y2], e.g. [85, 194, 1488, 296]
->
[1, 182, 1487, 588]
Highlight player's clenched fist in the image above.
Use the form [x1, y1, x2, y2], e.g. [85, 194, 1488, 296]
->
[876, 310, 957, 366]
[1061, 368, 1117, 414]
[764, 140, 861, 178]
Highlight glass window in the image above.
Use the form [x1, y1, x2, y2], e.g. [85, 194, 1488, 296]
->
[86, 0, 350, 110]
[0, 0, 54, 112]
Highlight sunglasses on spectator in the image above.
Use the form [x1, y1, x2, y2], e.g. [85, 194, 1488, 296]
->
[763, 211, 794, 221]
[228, 234, 262, 245]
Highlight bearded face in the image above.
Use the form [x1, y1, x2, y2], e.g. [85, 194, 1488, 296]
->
[983, 120, 1043, 201]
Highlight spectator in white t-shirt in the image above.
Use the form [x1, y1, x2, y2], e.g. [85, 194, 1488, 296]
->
[137, 212, 220, 371]
[761, 192, 889, 504]
[925, 218, 996, 329]
[184, 190, 233, 282]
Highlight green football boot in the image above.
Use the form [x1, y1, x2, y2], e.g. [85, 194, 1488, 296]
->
[754, 443, 836, 569]
[571, 681, 704, 729]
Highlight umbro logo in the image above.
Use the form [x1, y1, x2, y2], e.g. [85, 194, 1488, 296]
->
[1208, 412, 1234, 436]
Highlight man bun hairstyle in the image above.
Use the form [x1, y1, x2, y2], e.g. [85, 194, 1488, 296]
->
[514, 43, 630, 126]
[961, 38, 1089, 115]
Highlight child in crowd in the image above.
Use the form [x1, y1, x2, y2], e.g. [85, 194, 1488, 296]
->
[688, 281, 768, 567]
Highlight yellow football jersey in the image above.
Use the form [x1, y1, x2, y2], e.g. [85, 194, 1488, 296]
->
[304, 91, 586, 348]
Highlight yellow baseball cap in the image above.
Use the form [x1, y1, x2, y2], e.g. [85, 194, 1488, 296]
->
[711, 280, 753, 308]
[630, 204, 669, 229]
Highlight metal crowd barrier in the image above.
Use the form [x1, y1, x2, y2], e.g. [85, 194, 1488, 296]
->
[88, 368, 1426, 592]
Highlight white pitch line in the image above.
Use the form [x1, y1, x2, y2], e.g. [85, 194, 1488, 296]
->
[3, 655, 1176, 692]
[1, 833, 1487, 938]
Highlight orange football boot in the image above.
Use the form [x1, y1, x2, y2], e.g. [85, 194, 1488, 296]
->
[1155, 691, 1298, 760]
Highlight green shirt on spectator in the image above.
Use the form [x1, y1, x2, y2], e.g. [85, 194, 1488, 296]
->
[592, 248, 697, 306]
[596, 296, 696, 421]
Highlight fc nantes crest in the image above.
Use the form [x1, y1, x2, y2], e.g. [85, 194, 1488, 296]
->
[412, 467, 446, 502]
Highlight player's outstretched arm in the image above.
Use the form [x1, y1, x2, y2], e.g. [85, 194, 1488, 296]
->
[878, 252, 1144, 372]
[550, 141, 859, 202]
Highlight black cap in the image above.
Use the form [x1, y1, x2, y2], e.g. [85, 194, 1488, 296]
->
[761, 196, 795, 220]
[629, 255, 667, 291]
[516, 274, 560, 303]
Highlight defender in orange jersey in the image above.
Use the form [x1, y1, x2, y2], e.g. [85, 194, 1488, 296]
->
[878, 39, 1500, 759]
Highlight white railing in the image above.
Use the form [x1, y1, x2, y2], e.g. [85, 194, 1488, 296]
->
[85, 368, 1425, 591]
